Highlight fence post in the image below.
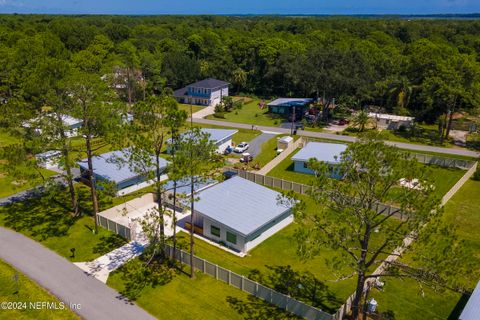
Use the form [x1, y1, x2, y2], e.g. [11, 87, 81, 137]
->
[228, 270, 231, 285]
[281, 179, 284, 190]
[255, 282, 259, 295]
[203, 259, 206, 272]
[215, 265, 218, 280]
[241, 276, 244, 291]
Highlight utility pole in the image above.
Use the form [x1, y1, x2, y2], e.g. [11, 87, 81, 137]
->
[290, 106, 296, 136]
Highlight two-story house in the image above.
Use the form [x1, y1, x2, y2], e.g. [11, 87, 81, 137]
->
[173, 78, 229, 107]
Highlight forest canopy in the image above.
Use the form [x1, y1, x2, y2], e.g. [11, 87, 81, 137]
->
[0, 15, 479, 123]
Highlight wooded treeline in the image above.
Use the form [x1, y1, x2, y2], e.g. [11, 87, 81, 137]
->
[1, 15, 480, 123]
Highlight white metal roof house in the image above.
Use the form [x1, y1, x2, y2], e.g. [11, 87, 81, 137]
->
[168, 128, 238, 154]
[77, 148, 168, 196]
[291, 142, 347, 178]
[173, 78, 229, 107]
[35, 150, 62, 170]
[368, 112, 414, 130]
[460, 280, 480, 320]
[191, 176, 293, 254]
[23, 114, 83, 138]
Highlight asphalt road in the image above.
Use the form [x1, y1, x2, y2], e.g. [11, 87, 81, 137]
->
[0, 227, 155, 320]
[192, 118, 480, 158]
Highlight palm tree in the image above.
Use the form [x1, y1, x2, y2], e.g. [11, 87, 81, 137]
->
[352, 110, 370, 132]
[232, 68, 247, 95]
[386, 78, 413, 114]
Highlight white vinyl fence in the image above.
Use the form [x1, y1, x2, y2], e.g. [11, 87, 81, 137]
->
[164, 244, 334, 320]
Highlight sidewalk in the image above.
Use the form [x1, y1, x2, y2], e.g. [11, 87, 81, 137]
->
[75, 234, 148, 283]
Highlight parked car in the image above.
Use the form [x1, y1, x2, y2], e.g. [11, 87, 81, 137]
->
[239, 152, 253, 163]
[338, 119, 349, 126]
[234, 142, 249, 153]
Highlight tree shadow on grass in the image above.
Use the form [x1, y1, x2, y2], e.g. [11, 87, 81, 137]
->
[227, 295, 302, 320]
[248, 265, 343, 314]
[0, 192, 76, 240]
[92, 233, 128, 255]
[116, 251, 177, 301]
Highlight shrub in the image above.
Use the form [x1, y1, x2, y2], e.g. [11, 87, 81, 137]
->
[473, 167, 480, 181]
[214, 103, 224, 113]
[273, 120, 278, 125]
[213, 112, 225, 119]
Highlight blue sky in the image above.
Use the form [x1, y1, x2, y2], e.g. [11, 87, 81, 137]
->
[0, 0, 479, 15]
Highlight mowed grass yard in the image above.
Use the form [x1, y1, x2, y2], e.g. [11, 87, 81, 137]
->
[267, 148, 466, 199]
[177, 103, 204, 115]
[0, 259, 78, 320]
[0, 185, 127, 262]
[370, 179, 480, 320]
[108, 269, 254, 320]
[206, 98, 283, 127]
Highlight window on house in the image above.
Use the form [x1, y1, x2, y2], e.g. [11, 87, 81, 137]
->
[211, 225, 220, 237]
[303, 162, 308, 168]
[226, 231, 237, 244]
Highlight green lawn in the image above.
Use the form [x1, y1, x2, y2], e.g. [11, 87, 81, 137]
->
[0, 259, 78, 320]
[371, 179, 480, 320]
[266, 148, 315, 184]
[206, 98, 283, 127]
[0, 186, 127, 262]
[108, 268, 250, 320]
[175, 222, 353, 312]
[0, 165, 57, 198]
[178, 103, 204, 115]
[267, 149, 466, 198]
[0, 128, 20, 147]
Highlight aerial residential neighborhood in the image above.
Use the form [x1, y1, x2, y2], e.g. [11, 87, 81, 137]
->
[1, 3, 480, 320]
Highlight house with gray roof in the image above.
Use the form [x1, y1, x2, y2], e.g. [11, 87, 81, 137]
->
[191, 176, 293, 254]
[268, 98, 313, 120]
[291, 142, 347, 178]
[173, 78, 229, 107]
[77, 148, 168, 196]
[168, 128, 238, 154]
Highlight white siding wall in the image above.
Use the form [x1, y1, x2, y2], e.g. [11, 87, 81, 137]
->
[216, 138, 233, 154]
[202, 217, 246, 252]
[210, 86, 229, 107]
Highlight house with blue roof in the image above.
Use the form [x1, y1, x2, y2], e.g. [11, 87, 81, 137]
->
[173, 78, 229, 107]
[460, 280, 480, 320]
[268, 98, 313, 120]
[191, 176, 294, 254]
[168, 128, 238, 154]
[291, 142, 347, 178]
[77, 148, 168, 196]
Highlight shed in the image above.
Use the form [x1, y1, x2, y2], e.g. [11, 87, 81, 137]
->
[291, 142, 347, 178]
[191, 176, 293, 253]
[35, 150, 61, 170]
[77, 148, 168, 196]
[277, 136, 294, 151]
[460, 280, 480, 320]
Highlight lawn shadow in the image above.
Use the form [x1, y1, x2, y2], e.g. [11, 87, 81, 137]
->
[227, 295, 302, 320]
[0, 192, 76, 240]
[92, 233, 128, 255]
[448, 292, 471, 320]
